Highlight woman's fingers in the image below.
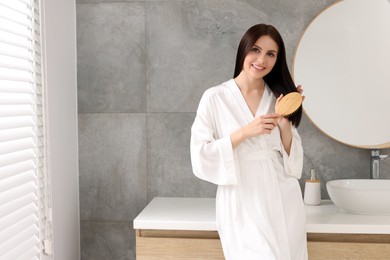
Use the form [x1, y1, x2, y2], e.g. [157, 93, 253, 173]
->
[260, 114, 279, 126]
[245, 114, 281, 137]
[296, 85, 305, 102]
[275, 94, 283, 110]
[258, 115, 279, 132]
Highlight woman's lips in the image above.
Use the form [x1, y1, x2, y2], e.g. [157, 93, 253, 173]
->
[252, 64, 266, 71]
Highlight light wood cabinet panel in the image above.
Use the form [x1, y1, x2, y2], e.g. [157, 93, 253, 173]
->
[136, 230, 224, 260]
[307, 233, 390, 260]
[308, 241, 390, 260]
[135, 230, 390, 259]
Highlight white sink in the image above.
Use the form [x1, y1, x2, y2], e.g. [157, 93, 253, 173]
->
[326, 179, 390, 215]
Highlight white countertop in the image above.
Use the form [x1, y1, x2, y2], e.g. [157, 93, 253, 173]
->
[133, 197, 390, 234]
[305, 200, 390, 234]
[134, 197, 217, 231]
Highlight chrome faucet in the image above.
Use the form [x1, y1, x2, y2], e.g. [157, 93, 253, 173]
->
[370, 149, 388, 179]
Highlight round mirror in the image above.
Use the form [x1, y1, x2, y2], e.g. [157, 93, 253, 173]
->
[293, 0, 390, 149]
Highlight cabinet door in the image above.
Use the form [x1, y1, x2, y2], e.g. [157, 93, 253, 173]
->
[136, 229, 224, 260]
[307, 233, 390, 260]
[308, 241, 390, 260]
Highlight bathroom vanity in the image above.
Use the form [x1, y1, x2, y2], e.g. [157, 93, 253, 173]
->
[133, 197, 390, 259]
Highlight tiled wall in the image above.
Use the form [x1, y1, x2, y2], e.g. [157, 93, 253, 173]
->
[76, 0, 390, 259]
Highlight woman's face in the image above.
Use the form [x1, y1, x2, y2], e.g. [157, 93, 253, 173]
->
[242, 35, 279, 80]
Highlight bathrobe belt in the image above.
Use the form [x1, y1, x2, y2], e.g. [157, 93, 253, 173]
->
[239, 150, 281, 161]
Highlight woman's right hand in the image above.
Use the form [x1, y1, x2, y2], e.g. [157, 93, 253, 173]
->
[244, 114, 279, 137]
[230, 114, 279, 148]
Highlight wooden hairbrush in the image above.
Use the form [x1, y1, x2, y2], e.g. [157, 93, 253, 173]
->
[275, 92, 302, 117]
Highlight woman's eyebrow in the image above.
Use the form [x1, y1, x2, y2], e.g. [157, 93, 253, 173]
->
[253, 44, 278, 53]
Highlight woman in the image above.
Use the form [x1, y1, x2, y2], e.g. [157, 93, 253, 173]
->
[190, 24, 308, 259]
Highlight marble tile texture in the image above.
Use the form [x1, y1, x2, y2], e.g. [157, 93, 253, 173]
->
[78, 113, 147, 221]
[77, 0, 388, 259]
[147, 113, 217, 200]
[77, 3, 146, 113]
[80, 221, 135, 260]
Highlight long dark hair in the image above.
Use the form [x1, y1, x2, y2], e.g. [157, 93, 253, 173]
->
[234, 24, 302, 127]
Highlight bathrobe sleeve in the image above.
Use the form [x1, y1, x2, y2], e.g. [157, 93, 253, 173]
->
[190, 91, 238, 186]
[280, 126, 303, 179]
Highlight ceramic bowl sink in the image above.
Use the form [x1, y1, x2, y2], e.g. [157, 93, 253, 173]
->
[326, 179, 390, 215]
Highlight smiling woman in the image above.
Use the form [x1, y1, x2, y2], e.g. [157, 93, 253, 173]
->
[241, 36, 278, 81]
[190, 24, 307, 260]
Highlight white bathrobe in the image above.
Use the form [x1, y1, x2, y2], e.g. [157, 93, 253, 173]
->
[190, 79, 308, 260]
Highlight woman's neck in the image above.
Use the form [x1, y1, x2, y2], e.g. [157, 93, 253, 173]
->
[234, 73, 265, 93]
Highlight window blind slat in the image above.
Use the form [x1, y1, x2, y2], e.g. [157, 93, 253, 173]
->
[0, 127, 34, 142]
[0, 58, 32, 70]
[0, 1, 32, 19]
[0, 236, 39, 260]
[0, 212, 38, 245]
[0, 59, 32, 69]
[0, 225, 39, 256]
[0, 116, 34, 130]
[0, 27, 30, 42]
[0, 160, 34, 180]
[0, 69, 32, 83]
[0, 93, 33, 105]
[0, 50, 32, 64]
[0, 19, 30, 39]
[0, 75, 33, 83]
[0, 37, 30, 50]
[0, 181, 35, 205]
[16, 246, 40, 260]
[0, 170, 35, 194]
[0, 138, 35, 157]
[0, 12, 31, 28]
[0, 193, 37, 219]
[0, 80, 33, 93]
[0, 105, 33, 116]
[0, 41, 32, 57]
[0, 10, 30, 28]
[17, 0, 32, 5]
[0, 30, 30, 48]
[0, 203, 36, 234]
[5, 216, 39, 239]
[0, 149, 35, 168]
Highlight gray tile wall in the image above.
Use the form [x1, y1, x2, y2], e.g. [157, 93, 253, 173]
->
[76, 0, 390, 259]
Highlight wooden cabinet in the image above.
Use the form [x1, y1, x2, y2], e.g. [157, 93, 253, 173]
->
[135, 230, 390, 260]
[307, 233, 390, 260]
[134, 199, 390, 259]
[136, 230, 224, 260]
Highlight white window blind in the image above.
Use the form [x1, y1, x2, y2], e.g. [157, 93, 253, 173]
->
[0, 0, 52, 259]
